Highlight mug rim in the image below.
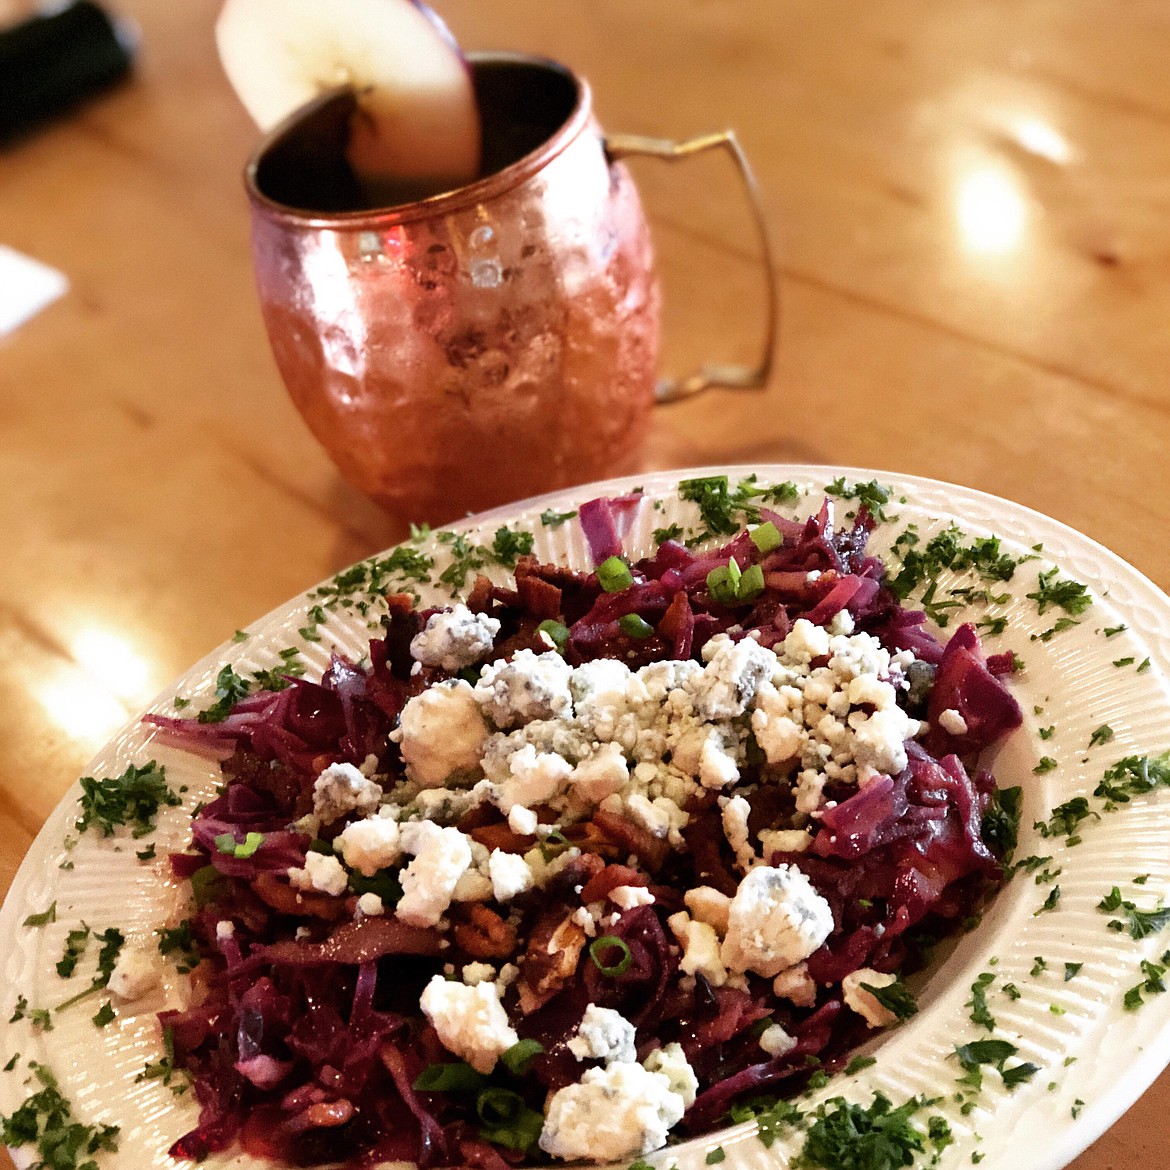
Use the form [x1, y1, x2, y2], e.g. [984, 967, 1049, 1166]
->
[244, 51, 592, 227]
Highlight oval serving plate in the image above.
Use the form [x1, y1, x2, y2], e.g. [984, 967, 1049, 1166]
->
[3, 464, 1170, 1170]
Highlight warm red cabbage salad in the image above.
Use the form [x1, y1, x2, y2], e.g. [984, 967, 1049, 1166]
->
[145, 488, 1025, 1167]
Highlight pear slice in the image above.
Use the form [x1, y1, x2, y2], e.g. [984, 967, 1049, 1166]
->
[216, 0, 481, 203]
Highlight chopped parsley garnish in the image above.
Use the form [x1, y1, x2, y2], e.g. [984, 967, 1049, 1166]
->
[310, 546, 436, 617]
[56, 926, 91, 979]
[196, 664, 252, 723]
[490, 525, 535, 567]
[1094, 752, 1170, 808]
[1026, 568, 1093, 616]
[135, 1055, 188, 1095]
[1034, 886, 1061, 915]
[727, 1096, 802, 1149]
[844, 1055, 878, 1076]
[0, 1062, 120, 1167]
[1000, 1061, 1041, 1089]
[1088, 724, 1114, 747]
[1031, 956, 1048, 977]
[23, 903, 57, 928]
[157, 920, 200, 973]
[678, 474, 798, 540]
[1123, 954, 1170, 1012]
[1032, 756, 1057, 775]
[53, 926, 124, 1014]
[1098, 888, 1170, 939]
[823, 477, 894, 522]
[980, 785, 1022, 860]
[75, 761, 180, 838]
[1035, 797, 1098, 843]
[953, 1039, 1036, 1092]
[967, 973, 996, 1031]
[1032, 617, 1080, 643]
[706, 1147, 726, 1164]
[1003, 982, 1021, 1000]
[859, 978, 918, 1020]
[887, 523, 1028, 600]
[437, 532, 492, 592]
[539, 508, 577, 528]
[797, 1092, 926, 1169]
[8, 996, 52, 1031]
[679, 475, 744, 536]
[652, 523, 685, 545]
[91, 1001, 116, 1028]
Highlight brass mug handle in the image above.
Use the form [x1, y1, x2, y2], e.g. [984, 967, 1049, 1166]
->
[605, 131, 779, 404]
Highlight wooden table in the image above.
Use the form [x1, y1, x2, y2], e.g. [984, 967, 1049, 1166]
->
[2, 2, 1167, 1167]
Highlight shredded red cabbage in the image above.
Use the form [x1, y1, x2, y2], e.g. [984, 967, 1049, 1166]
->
[144, 497, 1022, 1166]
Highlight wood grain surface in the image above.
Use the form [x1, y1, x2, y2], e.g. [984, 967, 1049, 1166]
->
[2, 2, 1168, 1167]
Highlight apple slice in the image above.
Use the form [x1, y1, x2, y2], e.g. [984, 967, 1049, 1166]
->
[216, 0, 481, 201]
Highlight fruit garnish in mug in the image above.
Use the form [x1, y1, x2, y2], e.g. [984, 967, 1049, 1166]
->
[215, 0, 481, 204]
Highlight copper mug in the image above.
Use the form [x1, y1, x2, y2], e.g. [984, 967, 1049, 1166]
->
[246, 53, 776, 523]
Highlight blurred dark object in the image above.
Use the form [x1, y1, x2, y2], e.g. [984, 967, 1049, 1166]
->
[0, 1, 135, 144]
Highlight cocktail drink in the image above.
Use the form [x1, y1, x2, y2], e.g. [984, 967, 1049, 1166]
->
[223, 0, 775, 522]
[247, 56, 660, 522]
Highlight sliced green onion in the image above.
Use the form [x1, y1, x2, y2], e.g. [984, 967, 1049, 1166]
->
[618, 613, 654, 639]
[215, 831, 265, 858]
[537, 619, 570, 650]
[737, 563, 765, 603]
[478, 1104, 545, 1152]
[477, 1087, 526, 1125]
[234, 831, 265, 859]
[501, 1039, 545, 1077]
[726, 556, 742, 591]
[707, 558, 764, 605]
[188, 865, 228, 908]
[539, 828, 571, 861]
[413, 1062, 487, 1093]
[348, 868, 403, 906]
[706, 565, 734, 605]
[750, 521, 782, 553]
[597, 556, 634, 593]
[589, 934, 633, 977]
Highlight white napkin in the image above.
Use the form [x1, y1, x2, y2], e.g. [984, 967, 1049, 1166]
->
[0, 244, 69, 336]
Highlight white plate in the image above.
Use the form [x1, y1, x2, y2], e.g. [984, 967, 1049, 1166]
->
[4, 465, 1170, 1170]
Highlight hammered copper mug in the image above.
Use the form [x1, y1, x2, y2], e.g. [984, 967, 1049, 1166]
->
[246, 53, 776, 523]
